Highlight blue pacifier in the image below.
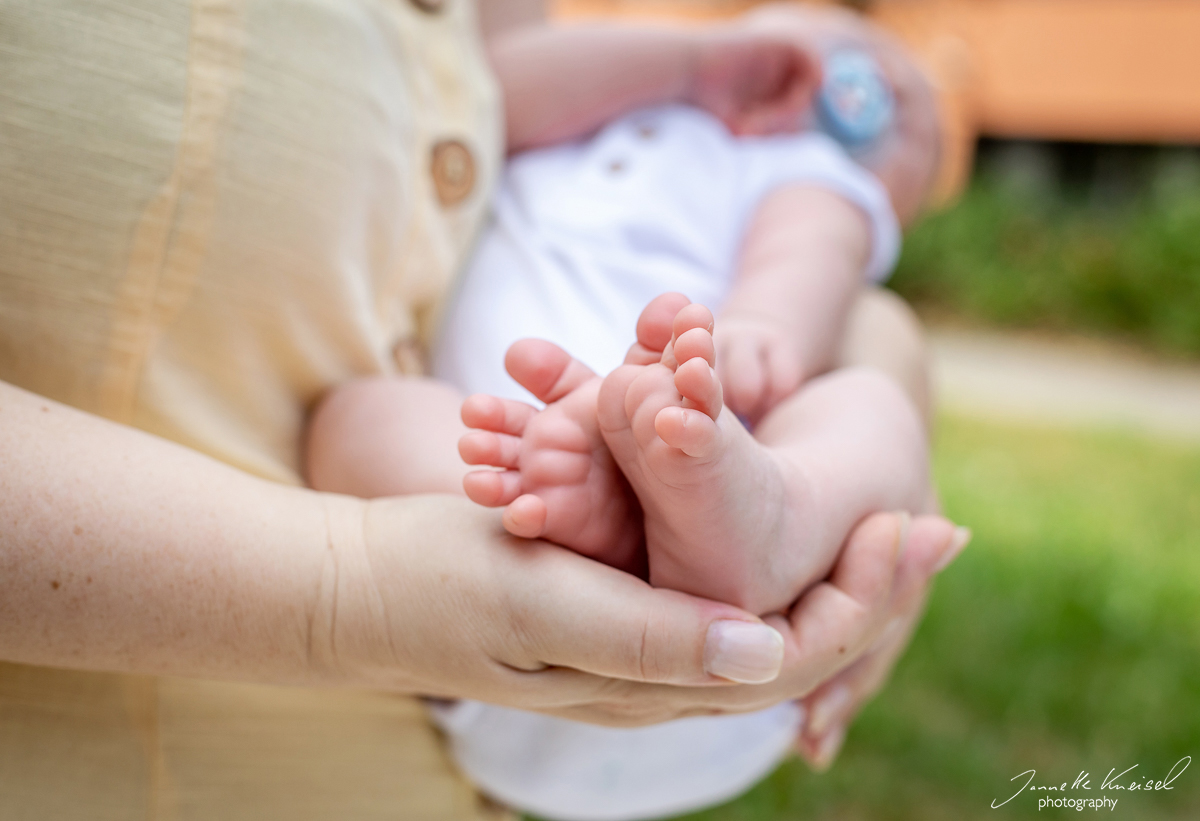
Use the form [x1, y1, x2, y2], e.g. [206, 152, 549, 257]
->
[815, 49, 895, 150]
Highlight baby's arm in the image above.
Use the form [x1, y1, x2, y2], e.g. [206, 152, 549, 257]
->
[485, 13, 819, 153]
[717, 185, 872, 425]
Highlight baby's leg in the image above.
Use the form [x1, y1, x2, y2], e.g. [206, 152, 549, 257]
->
[750, 365, 933, 570]
[305, 377, 470, 498]
[839, 286, 932, 429]
[836, 285, 942, 513]
[600, 294, 929, 615]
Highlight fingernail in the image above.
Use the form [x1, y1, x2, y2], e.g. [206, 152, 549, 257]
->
[811, 725, 846, 772]
[934, 526, 973, 573]
[704, 620, 784, 684]
[808, 684, 851, 737]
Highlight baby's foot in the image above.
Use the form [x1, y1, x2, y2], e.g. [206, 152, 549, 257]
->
[598, 293, 821, 614]
[460, 339, 644, 573]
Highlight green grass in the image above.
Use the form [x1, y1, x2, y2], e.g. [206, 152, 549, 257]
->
[676, 416, 1200, 820]
[890, 173, 1200, 358]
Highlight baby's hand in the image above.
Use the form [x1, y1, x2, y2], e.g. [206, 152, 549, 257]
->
[714, 314, 807, 425]
[687, 27, 820, 137]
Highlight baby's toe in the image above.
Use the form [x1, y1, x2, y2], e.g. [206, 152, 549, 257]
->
[674, 356, 723, 420]
[461, 394, 537, 435]
[597, 364, 645, 435]
[662, 304, 715, 369]
[503, 494, 549, 539]
[462, 469, 523, 507]
[458, 431, 521, 468]
[654, 406, 721, 458]
[672, 326, 716, 368]
[632, 293, 691, 358]
[505, 339, 596, 404]
[671, 303, 714, 343]
[523, 448, 593, 487]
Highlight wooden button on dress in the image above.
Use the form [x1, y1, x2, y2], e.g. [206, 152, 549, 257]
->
[409, 0, 445, 13]
[430, 139, 475, 206]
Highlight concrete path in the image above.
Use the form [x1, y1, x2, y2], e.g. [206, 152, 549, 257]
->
[930, 329, 1200, 444]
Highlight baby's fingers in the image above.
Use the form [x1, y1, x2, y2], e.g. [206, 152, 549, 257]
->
[718, 338, 768, 420]
[764, 347, 805, 410]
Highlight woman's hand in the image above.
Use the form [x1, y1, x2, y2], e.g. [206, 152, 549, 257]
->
[550, 513, 964, 727]
[323, 495, 784, 707]
[334, 495, 965, 726]
[795, 516, 970, 768]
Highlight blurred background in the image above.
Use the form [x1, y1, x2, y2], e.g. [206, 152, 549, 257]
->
[548, 1, 1200, 818]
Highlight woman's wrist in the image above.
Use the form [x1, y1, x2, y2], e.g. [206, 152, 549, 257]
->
[0, 379, 363, 687]
[306, 492, 473, 695]
[321, 494, 513, 696]
[296, 490, 378, 687]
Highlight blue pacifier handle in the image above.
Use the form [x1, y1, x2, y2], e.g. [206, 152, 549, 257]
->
[815, 49, 895, 149]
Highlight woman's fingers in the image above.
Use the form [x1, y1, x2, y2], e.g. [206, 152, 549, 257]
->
[893, 518, 971, 614]
[795, 607, 917, 767]
[790, 514, 963, 683]
[505, 512, 967, 728]
[778, 512, 904, 691]
[494, 536, 784, 687]
[364, 496, 965, 731]
[536, 511, 947, 723]
[795, 516, 970, 769]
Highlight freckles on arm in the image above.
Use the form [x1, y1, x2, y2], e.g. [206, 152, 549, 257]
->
[0, 379, 350, 685]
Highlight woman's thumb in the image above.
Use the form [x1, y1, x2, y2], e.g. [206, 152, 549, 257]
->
[513, 545, 783, 686]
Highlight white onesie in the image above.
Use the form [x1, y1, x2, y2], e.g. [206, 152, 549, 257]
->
[431, 105, 901, 821]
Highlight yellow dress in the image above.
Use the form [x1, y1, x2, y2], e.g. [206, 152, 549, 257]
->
[0, 0, 506, 817]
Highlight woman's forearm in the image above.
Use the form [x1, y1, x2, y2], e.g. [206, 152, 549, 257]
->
[0, 378, 360, 685]
[0, 380, 964, 725]
[489, 22, 696, 153]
